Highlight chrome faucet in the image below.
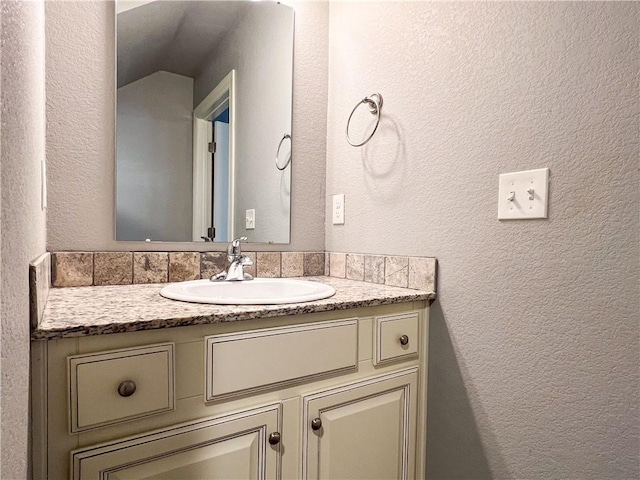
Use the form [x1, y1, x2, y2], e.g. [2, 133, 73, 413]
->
[211, 237, 253, 281]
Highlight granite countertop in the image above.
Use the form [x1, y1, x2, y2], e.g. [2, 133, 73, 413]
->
[33, 276, 436, 340]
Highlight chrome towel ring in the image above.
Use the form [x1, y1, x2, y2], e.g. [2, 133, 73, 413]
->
[345, 93, 383, 147]
[275, 133, 292, 170]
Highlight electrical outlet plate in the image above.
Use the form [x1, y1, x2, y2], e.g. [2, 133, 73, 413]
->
[498, 168, 549, 220]
[332, 194, 345, 225]
[245, 209, 255, 230]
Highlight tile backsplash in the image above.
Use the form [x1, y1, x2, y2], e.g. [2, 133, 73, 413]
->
[48, 250, 436, 292]
[330, 252, 437, 292]
[50, 251, 326, 288]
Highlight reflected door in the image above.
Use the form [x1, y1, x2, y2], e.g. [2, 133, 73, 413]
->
[213, 120, 230, 242]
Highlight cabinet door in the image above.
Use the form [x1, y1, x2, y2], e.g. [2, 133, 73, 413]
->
[302, 368, 418, 480]
[71, 403, 281, 480]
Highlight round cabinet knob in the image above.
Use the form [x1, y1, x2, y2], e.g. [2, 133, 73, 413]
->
[268, 432, 281, 445]
[311, 418, 322, 431]
[117, 380, 137, 397]
[399, 335, 409, 346]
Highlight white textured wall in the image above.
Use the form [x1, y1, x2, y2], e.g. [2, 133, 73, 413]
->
[46, 0, 327, 252]
[195, 3, 293, 244]
[0, 0, 48, 477]
[326, 2, 639, 478]
[117, 71, 194, 242]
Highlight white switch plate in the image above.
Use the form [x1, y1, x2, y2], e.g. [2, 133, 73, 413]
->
[332, 194, 345, 225]
[498, 168, 549, 220]
[245, 209, 255, 230]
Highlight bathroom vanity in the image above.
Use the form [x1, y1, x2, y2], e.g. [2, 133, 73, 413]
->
[31, 277, 433, 479]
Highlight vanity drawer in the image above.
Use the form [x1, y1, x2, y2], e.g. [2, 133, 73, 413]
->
[68, 343, 175, 433]
[205, 319, 358, 400]
[374, 312, 419, 365]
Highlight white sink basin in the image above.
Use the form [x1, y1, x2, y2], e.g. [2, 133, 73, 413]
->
[160, 278, 336, 305]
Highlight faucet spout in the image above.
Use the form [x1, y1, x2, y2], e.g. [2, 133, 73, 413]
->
[226, 254, 253, 281]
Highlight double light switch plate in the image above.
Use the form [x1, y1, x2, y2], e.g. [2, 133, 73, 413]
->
[498, 168, 549, 220]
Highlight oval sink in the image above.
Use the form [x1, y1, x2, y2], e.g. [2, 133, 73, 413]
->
[160, 278, 336, 305]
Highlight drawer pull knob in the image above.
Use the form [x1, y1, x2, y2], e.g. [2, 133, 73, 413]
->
[268, 432, 281, 445]
[117, 380, 137, 397]
[399, 335, 409, 346]
[311, 418, 322, 430]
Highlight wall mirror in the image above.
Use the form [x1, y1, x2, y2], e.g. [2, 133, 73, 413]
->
[115, 0, 294, 244]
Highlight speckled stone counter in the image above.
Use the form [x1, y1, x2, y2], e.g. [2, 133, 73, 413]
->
[33, 277, 436, 340]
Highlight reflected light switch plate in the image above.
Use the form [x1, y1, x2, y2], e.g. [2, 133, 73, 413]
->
[498, 168, 549, 220]
[245, 209, 255, 230]
[332, 194, 345, 225]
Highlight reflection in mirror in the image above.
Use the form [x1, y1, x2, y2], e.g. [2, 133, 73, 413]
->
[116, 1, 294, 244]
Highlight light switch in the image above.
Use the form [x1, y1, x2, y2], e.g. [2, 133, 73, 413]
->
[245, 209, 255, 229]
[498, 168, 549, 220]
[332, 194, 345, 225]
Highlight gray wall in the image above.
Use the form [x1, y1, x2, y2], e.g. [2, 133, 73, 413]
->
[0, 1, 48, 477]
[45, 1, 327, 252]
[117, 71, 194, 242]
[195, 2, 293, 244]
[325, 2, 639, 478]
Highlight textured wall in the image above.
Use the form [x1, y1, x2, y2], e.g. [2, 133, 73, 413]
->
[45, 1, 327, 252]
[117, 71, 194, 242]
[325, 2, 639, 478]
[0, 0, 48, 477]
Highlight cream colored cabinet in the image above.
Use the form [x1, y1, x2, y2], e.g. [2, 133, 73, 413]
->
[71, 403, 281, 480]
[32, 303, 428, 480]
[302, 369, 418, 480]
[68, 343, 175, 433]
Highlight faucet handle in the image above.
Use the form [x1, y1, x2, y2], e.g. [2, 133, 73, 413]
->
[227, 237, 247, 262]
[228, 237, 248, 256]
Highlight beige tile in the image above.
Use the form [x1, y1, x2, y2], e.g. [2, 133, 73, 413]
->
[94, 252, 133, 286]
[408, 257, 437, 292]
[346, 254, 365, 281]
[257, 252, 281, 278]
[281, 252, 304, 277]
[168, 252, 200, 282]
[304, 252, 325, 276]
[329, 252, 346, 278]
[200, 252, 226, 279]
[134, 252, 169, 284]
[385, 256, 409, 288]
[52, 252, 93, 287]
[364, 255, 385, 284]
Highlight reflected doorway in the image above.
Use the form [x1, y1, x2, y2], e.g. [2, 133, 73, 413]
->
[192, 70, 235, 242]
[212, 108, 230, 242]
